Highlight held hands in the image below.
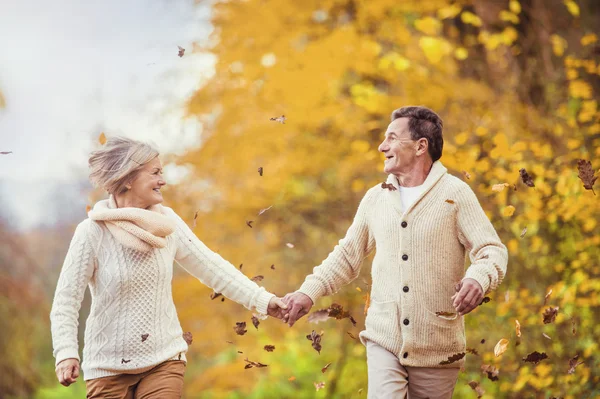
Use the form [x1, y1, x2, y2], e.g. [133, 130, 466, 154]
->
[55, 358, 80, 387]
[267, 296, 289, 319]
[281, 292, 313, 327]
[452, 278, 484, 316]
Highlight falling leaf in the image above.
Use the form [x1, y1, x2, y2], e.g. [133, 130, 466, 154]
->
[234, 322, 247, 336]
[98, 133, 107, 145]
[121, 358, 131, 364]
[480, 364, 499, 381]
[466, 347, 479, 355]
[356, 286, 362, 292]
[226, 340, 233, 344]
[0, 151, 13, 155]
[258, 167, 263, 176]
[286, 243, 294, 248]
[244, 358, 268, 369]
[141, 334, 149, 342]
[349, 316, 357, 326]
[481, 339, 486, 344]
[520, 227, 527, 238]
[264, 345, 275, 352]
[571, 316, 577, 335]
[462, 170, 471, 179]
[445, 199, 455, 204]
[492, 183, 510, 192]
[567, 355, 584, 374]
[246, 220, 254, 228]
[314, 381, 326, 391]
[522, 351, 548, 364]
[494, 338, 509, 357]
[239, 263, 243, 269]
[543, 306, 559, 324]
[328, 303, 352, 321]
[321, 363, 332, 373]
[435, 311, 458, 320]
[210, 291, 222, 300]
[544, 289, 553, 305]
[515, 320, 521, 337]
[177, 46, 185, 57]
[306, 330, 323, 354]
[519, 168, 535, 187]
[183, 332, 193, 345]
[347, 331, 357, 340]
[258, 205, 273, 216]
[564, 0, 580, 17]
[269, 115, 286, 124]
[478, 297, 491, 306]
[86, 205, 92, 213]
[381, 182, 397, 191]
[308, 309, 330, 324]
[192, 211, 198, 228]
[467, 381, 485, 398]
[576, 159, 597, 195]
[503, 205, 516, 217]
[249, 315, 260, 330]
[364, 292, 370, 315]
[358, 388, 363, 394]
[270, 264, 275, 270]
[251, 275, 264, 283]
[542, 333, 552, 340]
[288, 376, 296, 381]
[439, 352, 465, 365]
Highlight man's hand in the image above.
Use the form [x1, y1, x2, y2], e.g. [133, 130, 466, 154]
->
[452, 278, 484, 316]
[282, 292, 313, 327]
[55, 358, 80, 387]
[267, 296, 288, 319]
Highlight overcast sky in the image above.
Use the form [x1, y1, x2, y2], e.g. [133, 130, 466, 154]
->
[0, 0, 214, 228]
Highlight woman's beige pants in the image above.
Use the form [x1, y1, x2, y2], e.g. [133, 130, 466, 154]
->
[86, 360, 185, 399]
[367, 341, 460, 399]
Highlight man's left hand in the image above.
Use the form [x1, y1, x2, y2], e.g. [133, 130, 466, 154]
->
[452, 278, 484, 316]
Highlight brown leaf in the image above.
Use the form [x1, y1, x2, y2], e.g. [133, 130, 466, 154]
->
[210, 291, 222, 300]
[522, 351, 548, 364]
[321, 362, 332, 373]
[520, 227, 527, 238]
[98, 132, 107, 145]
[439, 352, 465, 365]
[571, 316, 577, 335]
[576, 159, 597, 195]
[515, 319, 521, 338]
[288, 376, 296, 381]
[183, 332, 193, 345]
[567, 355, 584, 374]
[306, 330, 323, 354]
[462, 170, 471, 180]
[258, 205, 273, 216]
[435, 311, 458, 320]
[226, 340, 234, 344]
[244, 358, 268, 369]
[239, 263, 243, 269]
[519, 168, 535, 187]
[258, 167, 263, 176]
[466, 347, 479, 355]
[251, 275, 264, 283]
[478, 297, 491, 306]
[252, 315, 260, 329]
[234, 322, 247, 336]
[381, 182, 397, 191]
[269, 115, 286, 124]
[480, 364, 499, 381]
[0, 151, 13, 155]
[543, 306, 559, 324]
[480, 339, 486, 344]
[328, 303, 353, 323]
[349, 315, 357, 326]
[270, 264, 275, 270]
[467, 381, 485, 398]
[237, 351, 243, 354]
[141, 334, 149, 342]
[177, 46, 185, 57]
[121, 358, 131, 364]
[445, 199, 455, 204]
[314, 381, 326, 391]
[86, 205, 92, 213]
[494, 338, 509, 357]
[264, 345, 275, 352]
[544, 288, 553, 305]
[347, 331, 357, 340]
[246, 220, 254, 228]
[307, 309, 329, 324]
[192, 211, 198, 228]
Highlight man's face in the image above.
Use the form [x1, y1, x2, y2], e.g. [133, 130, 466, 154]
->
[378, 117, 418, 175]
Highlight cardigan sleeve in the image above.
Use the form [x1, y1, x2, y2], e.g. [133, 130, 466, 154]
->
[50, 220, 96, 366]
[455, 183, 508, 293]
[168, 209, 274, 315]
[297, 189, 376, 303]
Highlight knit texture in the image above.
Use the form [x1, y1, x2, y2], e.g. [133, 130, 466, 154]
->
[298, 161, 508, 368]
[50, 205, 274, 380]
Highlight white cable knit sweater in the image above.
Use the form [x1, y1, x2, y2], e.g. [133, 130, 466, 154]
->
[50, 205, 274, 380]
[298, 161, 508, 368]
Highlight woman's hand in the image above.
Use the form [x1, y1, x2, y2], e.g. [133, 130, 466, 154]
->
[267, 296, 288, 320]
[55, 358, 80, 387]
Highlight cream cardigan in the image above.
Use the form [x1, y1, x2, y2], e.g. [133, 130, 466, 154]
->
[50, 205, 274, 380]
[298, 161, 508, 368]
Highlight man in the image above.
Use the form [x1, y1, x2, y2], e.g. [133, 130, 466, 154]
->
[283, 106, 508, 398]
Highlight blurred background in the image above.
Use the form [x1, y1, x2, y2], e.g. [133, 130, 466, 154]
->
[0, 0, 599, 398]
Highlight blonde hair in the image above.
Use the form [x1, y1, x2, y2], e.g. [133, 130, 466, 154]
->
[89, 137, 159, 195]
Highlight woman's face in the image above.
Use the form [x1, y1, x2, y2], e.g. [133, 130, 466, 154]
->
[128, 157, 166, 208]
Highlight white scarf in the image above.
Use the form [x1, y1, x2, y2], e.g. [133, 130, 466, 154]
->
[88, 195, 176, 252]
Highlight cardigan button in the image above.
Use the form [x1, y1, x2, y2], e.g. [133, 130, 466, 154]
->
[403, 352, 408, 358]
[403, 286, 409, 293]
[401, 221, 407, 228]
[403, 318, 409, 325]
[402, 254, 408, 261]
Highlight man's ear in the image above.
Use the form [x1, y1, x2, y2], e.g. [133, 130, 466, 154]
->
[416, 138, 428, 156]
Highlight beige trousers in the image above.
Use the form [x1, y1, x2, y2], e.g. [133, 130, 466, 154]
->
[367, 341, 459, 399]
[86, 360, 186, 399]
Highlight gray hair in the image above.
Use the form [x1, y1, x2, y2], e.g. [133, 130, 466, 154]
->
[88, 136, 159, 195]
[391, 106, 444, 162]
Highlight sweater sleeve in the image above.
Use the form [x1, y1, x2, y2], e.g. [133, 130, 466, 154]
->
[455, 183, 508, 294]
[297, 189, 376, 303]
[50, 220, 96, 366]
[169, 209, 274, 315]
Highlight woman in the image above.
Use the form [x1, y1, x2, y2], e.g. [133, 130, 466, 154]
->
[50, 137, 287, 398]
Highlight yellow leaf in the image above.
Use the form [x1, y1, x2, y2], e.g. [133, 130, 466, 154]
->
[454, 47, 468, 60]
[569, 80, 593, 99]
[515, 320, 521, 337]
[86, 205, 92, 213]
[414, 17, 442, 36]
[418, 37, 452, 64]
[503, 205, 516, 217]
[461, 11, 482, 27]
[494, 338, 509, 357]
[581, 33, 598, 46]
[437, 4, 462, 20]
[550, 34, 567, 57]
[509, 0, 522, 14]
[499, 10, 519, 24]
[492, 183, 510, 192]
[564, 0, 580, 17]
[356, 287, 362, 292]
[99, 132, 107, 145]
[364, 292, 370, 315]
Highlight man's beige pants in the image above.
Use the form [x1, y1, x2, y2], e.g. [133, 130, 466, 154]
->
[86, 360, 186, 399]
[367, 341, 459, 399]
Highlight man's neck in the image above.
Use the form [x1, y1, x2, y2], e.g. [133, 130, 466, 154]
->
[394, 160, 434, 187]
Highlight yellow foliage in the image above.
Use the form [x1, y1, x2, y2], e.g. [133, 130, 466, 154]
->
[564, 0, 580, 17]
[418, 36, 452, 64]
[414, 17, 442, 36]
[551, 34, 568, 57]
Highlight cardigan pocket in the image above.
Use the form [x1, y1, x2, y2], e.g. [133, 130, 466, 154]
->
[362, 299, 401, 355]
